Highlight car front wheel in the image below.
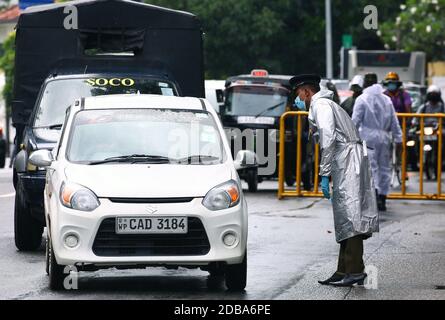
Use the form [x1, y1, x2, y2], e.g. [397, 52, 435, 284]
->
[225, 251, 247, 291]
[47, 237, 65, 291]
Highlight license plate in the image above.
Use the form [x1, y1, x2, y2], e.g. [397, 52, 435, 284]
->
[115, 217, 188, 234]
[424, 135, 437, 141]
[237, 116, 275, 125]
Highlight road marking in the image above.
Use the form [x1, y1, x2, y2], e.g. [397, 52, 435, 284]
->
[0, 192, 15, 198]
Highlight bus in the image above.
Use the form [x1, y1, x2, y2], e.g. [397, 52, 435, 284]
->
[347, 50, 426, 85]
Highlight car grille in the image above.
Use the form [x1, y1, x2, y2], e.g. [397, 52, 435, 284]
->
[92, 217, 211, 257]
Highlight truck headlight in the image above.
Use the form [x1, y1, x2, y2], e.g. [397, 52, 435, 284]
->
[202, 180, 240, 211]
[60, 182, 100, 212]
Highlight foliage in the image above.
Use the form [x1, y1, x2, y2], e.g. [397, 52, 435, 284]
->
[379, 0, 445, 61]
[146, 0, 403, 78]
[0, 32, 15, 114]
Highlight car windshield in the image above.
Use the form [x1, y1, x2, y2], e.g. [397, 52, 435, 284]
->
[66, 108, 225, 165]
[33, 78, 177, 128]
[224, 85, 288, 117]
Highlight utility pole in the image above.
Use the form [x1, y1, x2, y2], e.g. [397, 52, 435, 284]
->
[325, 0, 333, 79]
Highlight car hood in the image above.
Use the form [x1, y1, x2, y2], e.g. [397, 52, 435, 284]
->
[64, 163, 234, 198]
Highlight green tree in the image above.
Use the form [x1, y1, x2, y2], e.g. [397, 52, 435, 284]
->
[379, 0, 445, 61]
[0, 31, 15, 115]
[147, 0, 402, 78]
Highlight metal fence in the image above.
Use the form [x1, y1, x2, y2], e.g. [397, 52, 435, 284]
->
[278, 111, 445, 200]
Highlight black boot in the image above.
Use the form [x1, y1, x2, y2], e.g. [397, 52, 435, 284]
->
[330, 273, 367, 287]
[318, 272, 345, 285]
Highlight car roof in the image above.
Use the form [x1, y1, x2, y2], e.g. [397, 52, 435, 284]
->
[82, 94, 209, 112]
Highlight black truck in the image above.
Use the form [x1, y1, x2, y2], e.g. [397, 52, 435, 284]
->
[12, 0, 204, 251]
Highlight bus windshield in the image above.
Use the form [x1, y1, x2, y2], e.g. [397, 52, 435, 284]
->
[224, 85, 289, 117]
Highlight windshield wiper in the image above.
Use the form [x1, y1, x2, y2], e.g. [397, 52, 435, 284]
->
[34, 123, 63, 130]
[89, 154, 171, 165]
[173, 155, 220, 164]
[254, 101, 285, 118]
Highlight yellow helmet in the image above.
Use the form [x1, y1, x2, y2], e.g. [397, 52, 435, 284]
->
[385, 72, 400, 82]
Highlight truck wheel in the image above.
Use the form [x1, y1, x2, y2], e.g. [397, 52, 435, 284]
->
[225, 251, 247, 291]
[14, 181, 43, 251]
[247, 169, 258, 192]
[47, 237, 65, 291]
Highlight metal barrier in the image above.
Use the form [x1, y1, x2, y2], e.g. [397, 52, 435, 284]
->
[278, 111, 445, 200]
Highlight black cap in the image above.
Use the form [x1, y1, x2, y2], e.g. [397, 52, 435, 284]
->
[289, 74, 321, 89]
[363, 73, 378, 88]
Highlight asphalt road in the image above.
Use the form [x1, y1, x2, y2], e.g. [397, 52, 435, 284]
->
[0, 164, 444, 300]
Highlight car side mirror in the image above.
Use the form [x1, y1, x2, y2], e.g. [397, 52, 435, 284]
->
[29, 149, 54, 168]
[234, 150, 257, 171]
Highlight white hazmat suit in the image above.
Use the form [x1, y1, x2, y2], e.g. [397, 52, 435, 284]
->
[352, 84, 403, 196]
[309, 90, 379, 243]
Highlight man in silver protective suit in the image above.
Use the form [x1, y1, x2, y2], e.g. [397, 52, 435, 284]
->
[352, 73, 403, 212]
[290, 74, 379, 287]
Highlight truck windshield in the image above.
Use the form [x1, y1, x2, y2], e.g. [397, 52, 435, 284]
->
[33, 78, 177, 128]
[66, 109, 225, 165]
[224, 85, 289, 117]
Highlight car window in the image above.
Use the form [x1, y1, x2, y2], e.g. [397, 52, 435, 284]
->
[66, 108, 225, 165]
[225, 86, 289, 117]
[33, 78, 177, 128]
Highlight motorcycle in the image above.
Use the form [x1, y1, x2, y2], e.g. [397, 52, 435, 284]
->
[418, 125, 439, 180]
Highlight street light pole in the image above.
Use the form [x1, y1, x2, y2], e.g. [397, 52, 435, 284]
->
[325, 0, 333, 79]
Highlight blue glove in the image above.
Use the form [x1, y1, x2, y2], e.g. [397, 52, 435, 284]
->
[321, 176, 331, 199]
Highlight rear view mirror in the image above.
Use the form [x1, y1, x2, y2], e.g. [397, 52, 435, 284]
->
[28, 149, 54, 168]
[234, 150, 257, 171]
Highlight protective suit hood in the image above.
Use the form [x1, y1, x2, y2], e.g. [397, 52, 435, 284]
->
[311, 89, 334, 104]
[363, 84, 384, 96]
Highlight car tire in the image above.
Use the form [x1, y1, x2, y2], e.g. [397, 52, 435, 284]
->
[225, 251, 247, 291]
[247, 169, 258, 192]
[45, 235, 50, 275]
[47, 237, 65, 291]
[14, 181, 43, 251]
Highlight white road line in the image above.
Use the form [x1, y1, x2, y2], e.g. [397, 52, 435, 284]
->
[0, 192, 15, 198]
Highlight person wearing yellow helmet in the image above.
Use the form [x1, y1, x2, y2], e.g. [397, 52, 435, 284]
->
[383, 72, 412, 114]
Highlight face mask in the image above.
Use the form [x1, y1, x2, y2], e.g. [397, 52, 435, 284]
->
[427, 93, 441, 103]
[294, 96, 306, 111]
[387, 83, 398, 92]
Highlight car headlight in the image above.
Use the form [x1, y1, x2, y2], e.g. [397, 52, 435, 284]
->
[202, 180, 240, 211]
[60, 182, 100, 212]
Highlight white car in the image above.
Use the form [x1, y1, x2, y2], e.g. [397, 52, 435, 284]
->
[29, 94, 248, 291]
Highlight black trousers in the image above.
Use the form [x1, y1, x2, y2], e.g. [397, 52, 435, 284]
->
[336, 235, 365, 274]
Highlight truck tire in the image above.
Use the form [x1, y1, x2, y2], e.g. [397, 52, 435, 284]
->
[225, 251, 247, 291]
[47, 237, 65, 291]
[14, 180, 43, 251]
[247, 169, 258, 192]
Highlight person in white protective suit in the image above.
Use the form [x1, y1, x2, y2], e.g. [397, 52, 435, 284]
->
[352, 73, 403, 212]
[290, 74, 379, 287]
